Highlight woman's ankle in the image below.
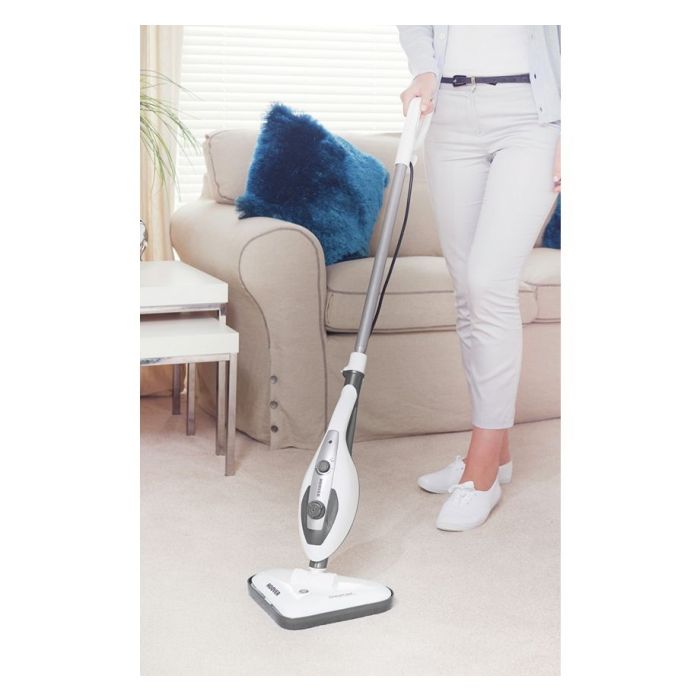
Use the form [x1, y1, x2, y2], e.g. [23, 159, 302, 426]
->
[463, 427, 507, 489]
[461, 457, 499, 490]
[499, 432, 511, 465]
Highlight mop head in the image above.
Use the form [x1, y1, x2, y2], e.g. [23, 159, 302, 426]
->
[248, 568, 393, 630]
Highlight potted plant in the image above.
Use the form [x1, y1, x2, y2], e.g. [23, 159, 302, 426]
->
[140, 69, 198, 257]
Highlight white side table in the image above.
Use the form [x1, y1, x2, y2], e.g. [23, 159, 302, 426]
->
[140, 261, 239, 475]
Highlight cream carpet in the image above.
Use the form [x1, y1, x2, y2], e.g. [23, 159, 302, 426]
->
[141, 397, 560, 676]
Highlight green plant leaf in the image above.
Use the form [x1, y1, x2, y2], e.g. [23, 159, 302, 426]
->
[140, 68, 199, 190]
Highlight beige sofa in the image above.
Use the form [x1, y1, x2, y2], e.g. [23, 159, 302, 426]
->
[171, 129, 560, 450]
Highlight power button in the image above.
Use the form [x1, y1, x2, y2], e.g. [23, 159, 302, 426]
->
[317, 460, 331, 474]
[307, 501, 326, 519]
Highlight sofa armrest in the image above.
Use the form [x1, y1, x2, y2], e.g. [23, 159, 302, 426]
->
[171, 199, 328, 449]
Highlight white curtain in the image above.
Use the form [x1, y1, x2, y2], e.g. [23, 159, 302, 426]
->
[140, 25, 183, 396]
[140, 24, 183, 261]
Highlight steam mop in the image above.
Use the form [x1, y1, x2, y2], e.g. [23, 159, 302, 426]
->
[248, 97, 432, 629]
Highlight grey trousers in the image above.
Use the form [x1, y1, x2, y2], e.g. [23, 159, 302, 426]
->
[424, 82, 560, 429]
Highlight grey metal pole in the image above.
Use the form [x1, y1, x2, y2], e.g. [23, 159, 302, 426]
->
[216, 361, 226, 455]
[172, 364, 181, 415]
[353, 163, 408, 354]
[186, 363, 196, 435]
[225, 355, 237, 476]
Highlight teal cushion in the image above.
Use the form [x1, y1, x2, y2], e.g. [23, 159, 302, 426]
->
[236, 103, 389, 264]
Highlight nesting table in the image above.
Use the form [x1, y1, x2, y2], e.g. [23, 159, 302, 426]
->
[140, 261, 239, 475]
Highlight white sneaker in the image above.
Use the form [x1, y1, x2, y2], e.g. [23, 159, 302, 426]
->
[417, 455, 512, 494]
[436, 478, 502, 531]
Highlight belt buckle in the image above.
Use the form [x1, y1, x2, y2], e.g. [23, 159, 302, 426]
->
[451, 74, 467, 87]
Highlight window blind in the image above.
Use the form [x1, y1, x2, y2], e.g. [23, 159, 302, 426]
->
[175, 25, 412, 206]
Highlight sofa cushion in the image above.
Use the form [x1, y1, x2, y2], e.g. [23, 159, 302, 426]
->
[325, 248, 560, 333]
[542, 195, 561, 249]
[203, 128, 443, 257]
[233, 104, 389, 265]
[521, 248, 561, 321]
[204, 129, 258, 205]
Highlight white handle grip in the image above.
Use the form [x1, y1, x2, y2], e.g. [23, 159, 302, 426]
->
[395, 96, 433, 166]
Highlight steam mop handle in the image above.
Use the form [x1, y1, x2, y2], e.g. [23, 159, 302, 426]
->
[395, 97, 433, 167]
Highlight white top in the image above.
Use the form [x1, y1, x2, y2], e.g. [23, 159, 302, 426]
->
[140, 317, 239, 361]
[140, 261, 228, 309]
[442, 25, 530, 77]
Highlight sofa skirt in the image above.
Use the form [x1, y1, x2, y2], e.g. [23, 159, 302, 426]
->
[324, 322, 561, 444]
[195, 322, 560, 449]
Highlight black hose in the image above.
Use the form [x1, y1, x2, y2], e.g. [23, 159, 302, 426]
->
[370, 161, 414, 334]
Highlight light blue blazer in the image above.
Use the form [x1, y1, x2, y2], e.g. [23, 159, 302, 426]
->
[397, 25, 561, 124]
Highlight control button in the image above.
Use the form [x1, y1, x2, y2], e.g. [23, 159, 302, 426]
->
[307, 501, 326, 519]
[317, 460, 331, 473]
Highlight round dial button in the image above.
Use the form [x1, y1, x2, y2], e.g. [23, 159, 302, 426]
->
[307, 501, 326, 519]
[317, 460, 331, 473]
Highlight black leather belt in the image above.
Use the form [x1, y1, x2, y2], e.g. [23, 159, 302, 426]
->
[441, 73, 531, 87]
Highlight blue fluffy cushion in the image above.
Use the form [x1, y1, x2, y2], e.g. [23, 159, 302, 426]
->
[235, 103, 389, 265]
[542, 195, 561, 249]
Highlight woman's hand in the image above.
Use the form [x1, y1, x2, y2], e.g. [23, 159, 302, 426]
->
[553, 136, 561, 192]
[400, 72, 437, 117]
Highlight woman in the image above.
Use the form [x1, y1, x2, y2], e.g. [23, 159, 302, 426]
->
[397, 26, 561, 531]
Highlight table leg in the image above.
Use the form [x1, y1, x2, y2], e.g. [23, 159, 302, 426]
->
[225, 355, 238, 476]
[172, 364, 181, 415]
[216, 361, 226, 455]
[186, 362, 196, 435]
